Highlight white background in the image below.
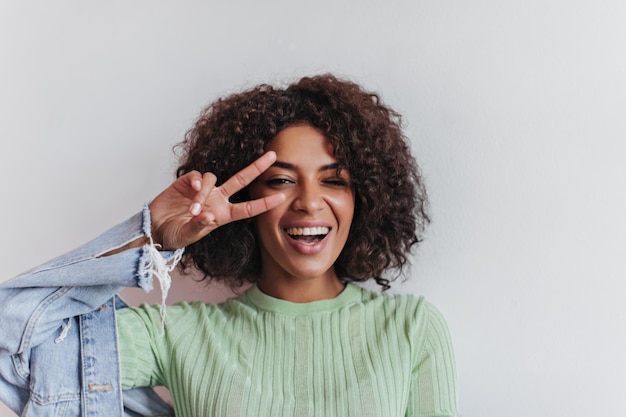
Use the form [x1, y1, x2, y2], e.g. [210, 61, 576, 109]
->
[1, 1, 625, 416]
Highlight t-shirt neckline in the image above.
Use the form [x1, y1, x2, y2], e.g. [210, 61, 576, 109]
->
[244, 283, 362, 316]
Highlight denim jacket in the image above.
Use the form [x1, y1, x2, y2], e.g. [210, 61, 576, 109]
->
[0, 206, 181, 417]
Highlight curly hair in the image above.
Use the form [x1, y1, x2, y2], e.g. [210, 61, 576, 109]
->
[175, 74, 429, 290]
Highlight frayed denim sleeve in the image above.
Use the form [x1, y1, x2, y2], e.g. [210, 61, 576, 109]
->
[137, 203, 185, 295]
[0, 204, 184, 355]
[137, 204, 185, 329]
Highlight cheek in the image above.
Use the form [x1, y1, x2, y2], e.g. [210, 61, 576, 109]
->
[251, 217, 271, 254]
[253, 211, 272, 235]
[252, 206, 284, 242]
[328, 193, 356, 221]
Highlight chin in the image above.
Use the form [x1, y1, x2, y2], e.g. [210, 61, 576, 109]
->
[275, 259, 339, 282]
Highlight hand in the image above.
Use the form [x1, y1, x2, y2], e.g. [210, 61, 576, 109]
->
[149, 151, 285, 250]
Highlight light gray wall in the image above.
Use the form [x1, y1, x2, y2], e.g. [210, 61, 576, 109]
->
[2, 1, 625, 416]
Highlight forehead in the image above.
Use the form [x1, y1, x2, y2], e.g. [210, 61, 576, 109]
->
[267, 124, 336, 163]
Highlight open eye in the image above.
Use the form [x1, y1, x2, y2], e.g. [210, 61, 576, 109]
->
[265, 178, 295, 188]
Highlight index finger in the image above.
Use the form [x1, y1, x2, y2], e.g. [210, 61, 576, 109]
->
[218, 151, 277, 198]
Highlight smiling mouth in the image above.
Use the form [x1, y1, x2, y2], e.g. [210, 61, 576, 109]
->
[285, 226, 330, 244]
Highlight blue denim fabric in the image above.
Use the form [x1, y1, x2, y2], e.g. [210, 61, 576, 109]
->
[0, 206, 177, 417]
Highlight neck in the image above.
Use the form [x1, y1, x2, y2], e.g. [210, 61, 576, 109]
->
[257, 274, 345, 303]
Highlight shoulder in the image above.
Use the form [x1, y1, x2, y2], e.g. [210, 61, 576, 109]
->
[355, 285, 450, 334]
[355, 284, 428, 314]
[118, 300, 228, 332]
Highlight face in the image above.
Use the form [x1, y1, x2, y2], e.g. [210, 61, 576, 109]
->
[249, 124, 355, 285]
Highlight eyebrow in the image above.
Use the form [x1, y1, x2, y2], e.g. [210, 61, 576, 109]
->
[272, 161, 342, 172]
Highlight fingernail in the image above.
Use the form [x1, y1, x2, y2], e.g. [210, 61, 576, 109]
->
[190, 202, 201, 216]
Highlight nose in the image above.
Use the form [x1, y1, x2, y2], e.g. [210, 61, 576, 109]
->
[291, 182, 324, 213]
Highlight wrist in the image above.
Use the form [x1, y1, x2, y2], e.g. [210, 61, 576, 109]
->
[101, 237, 150, 257]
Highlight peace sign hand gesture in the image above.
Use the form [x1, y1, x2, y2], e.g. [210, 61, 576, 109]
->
[149, 151, 284, 250]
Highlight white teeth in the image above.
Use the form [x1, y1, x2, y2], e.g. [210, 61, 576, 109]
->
[285, 226, 330, 236]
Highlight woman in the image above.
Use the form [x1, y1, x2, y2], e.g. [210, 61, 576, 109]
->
[0, 74, 457, 417]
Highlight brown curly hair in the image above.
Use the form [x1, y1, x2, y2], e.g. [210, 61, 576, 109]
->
[175, 74, 429, 290]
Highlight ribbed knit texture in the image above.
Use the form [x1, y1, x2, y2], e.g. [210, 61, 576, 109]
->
[117, 284, 457, 417]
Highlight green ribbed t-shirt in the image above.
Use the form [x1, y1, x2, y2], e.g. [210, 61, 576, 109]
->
[117, 284, 457, 417]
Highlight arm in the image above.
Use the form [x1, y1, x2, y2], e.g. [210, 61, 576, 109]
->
[0, 206, 180, 356]
[0, 151, 285, 356]
[408, 301, 459, 417]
